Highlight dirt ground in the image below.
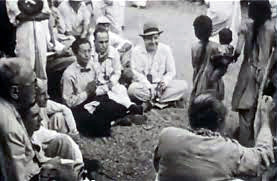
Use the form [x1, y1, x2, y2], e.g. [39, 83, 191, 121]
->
[76, 2, 244, 180]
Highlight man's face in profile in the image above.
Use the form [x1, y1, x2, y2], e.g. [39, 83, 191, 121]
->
[24, 103, 42, 134]
[17, 71, 37, 110]
[143, 34, 159, 52]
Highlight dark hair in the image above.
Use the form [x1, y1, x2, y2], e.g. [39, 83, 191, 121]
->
[193, 15, 212, 72]
[188, 93, 226, 131]
[248, 1, 272, 45]
[193, 15, 213, 41]
[0, 58, 21, 99]
[71, 38, 91, 55]
[219, 28, 232, 45]
[93, 26, 109, 40]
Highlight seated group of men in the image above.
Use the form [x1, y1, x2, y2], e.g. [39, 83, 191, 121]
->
[59, 20, 188, 136]
[0, 58, 84, 181]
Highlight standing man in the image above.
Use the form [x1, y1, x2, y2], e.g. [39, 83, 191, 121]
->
[6, 0, 51, 90]
[128, 22, 188, 109]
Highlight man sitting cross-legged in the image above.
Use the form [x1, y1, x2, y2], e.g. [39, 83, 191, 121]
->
[128, 21, 188, 110]
[61, 34, 144, 137]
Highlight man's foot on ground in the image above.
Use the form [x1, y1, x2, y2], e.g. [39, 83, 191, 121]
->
[142, 101, 152, 112]
[129, 114, 147, 125]
[128, 104, 143, 115]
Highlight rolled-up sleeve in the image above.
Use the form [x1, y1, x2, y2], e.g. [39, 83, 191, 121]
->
[110, 50, 122, 84]
[5, 0, 20, 25]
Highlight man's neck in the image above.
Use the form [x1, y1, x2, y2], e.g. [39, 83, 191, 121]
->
[77, 61, 88, 68]
[96, 49, 109, 63]
[69, 2, 81, 13]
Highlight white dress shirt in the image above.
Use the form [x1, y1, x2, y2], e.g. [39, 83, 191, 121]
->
[131, 42, 176, 88]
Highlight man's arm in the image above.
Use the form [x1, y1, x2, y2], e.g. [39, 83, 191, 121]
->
[131, 48, 152, 88]
[161, 46, 176, 86]
[7, 132, 40, 181]
[61, 75, 88, 108]
[233, 20, 247, 62]
[5, 0, 21, 25]
[236, 96, 274, 176]
[46, 100, 77, 133]
[110, 50, 122, 85]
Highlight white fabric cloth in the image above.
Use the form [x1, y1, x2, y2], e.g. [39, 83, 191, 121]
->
[44, 100, 78, 134]
[62, 47, 133, 109]
[0, 98, 40, 181]
[89, 31, 132, 66]
[32, 126, 83, 162]
[93, 46, 133, 108]
[206, 0, 241, 48]
[129, 43, 187, 103]
[104, 0, 126, 34]
[92, 0, 105, 23]
[128, 80, 188, 103]
[131, 43, 176, 87]
[58, 1, 90, 37]
[6, 0, 50, 88]
[270, 0, 277, 18]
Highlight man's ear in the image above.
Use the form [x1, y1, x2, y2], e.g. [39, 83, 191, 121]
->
[10, 85, 19, 100]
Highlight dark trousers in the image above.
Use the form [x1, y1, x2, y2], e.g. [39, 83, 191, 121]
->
[72, 95, 127, 137]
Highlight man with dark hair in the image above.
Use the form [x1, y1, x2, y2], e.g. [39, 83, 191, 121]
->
[58, 0, 90, 38]
[232, 1, 275, 146]
[191, 15, 225, 101]
[61, 35, 143, 137]
[154, 93, 275, 180]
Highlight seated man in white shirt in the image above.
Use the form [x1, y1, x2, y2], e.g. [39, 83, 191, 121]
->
[61, 36, 143, 137]
[36, 80, 79, 135]
[22, 103, 84, 181]
[57, 0, 90, 38]
[92, 16, 133, 86]
[128, 22, 188, 110]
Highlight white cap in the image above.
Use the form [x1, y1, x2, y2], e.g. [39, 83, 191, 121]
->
[96, 16, 111, 25]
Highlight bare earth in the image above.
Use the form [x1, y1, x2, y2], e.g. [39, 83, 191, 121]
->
[76, 2, 243, 181]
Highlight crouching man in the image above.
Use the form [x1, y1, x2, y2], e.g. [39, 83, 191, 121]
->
[154, 93, 275, 180]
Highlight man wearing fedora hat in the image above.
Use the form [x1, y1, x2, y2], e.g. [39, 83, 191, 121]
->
[128, 21, 188, 109]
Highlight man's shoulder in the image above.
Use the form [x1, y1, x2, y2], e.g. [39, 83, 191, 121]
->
[0, 98, 21, 132]
[63, 62, 78, 78]
[158, 42, 171, 50]
[108, 46, 120, 58]
[58, 1, 68, 10]
[159, 127, 192, 142]
[133, 44, 145, 53]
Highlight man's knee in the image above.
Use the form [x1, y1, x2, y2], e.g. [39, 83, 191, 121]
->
[128, 82, 151, 102]
[45, 134, 74, 159]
